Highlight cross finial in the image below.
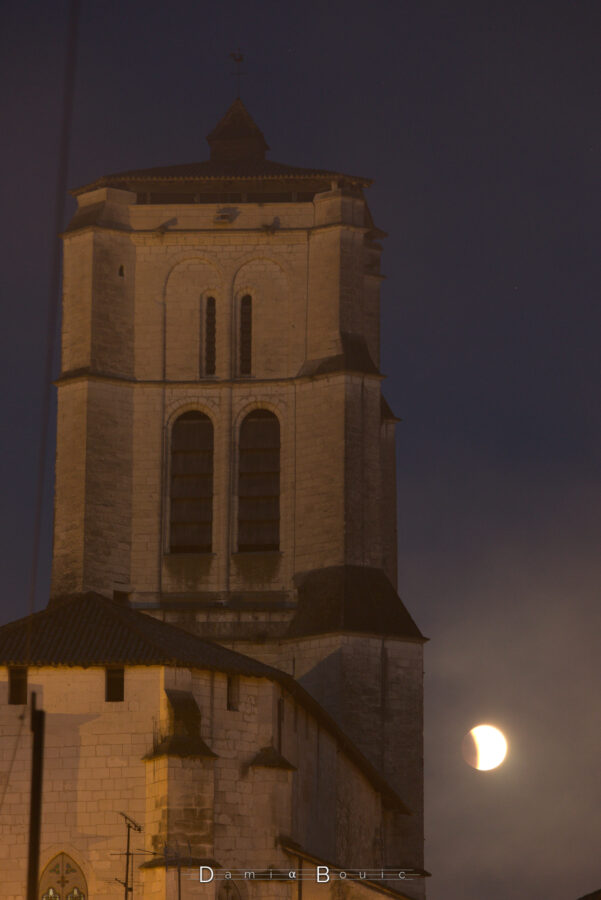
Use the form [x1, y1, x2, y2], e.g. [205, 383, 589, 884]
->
[230, 48, 245, 98]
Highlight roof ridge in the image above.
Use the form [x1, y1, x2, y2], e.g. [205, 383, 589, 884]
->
[0, 590, 105, 634]
[105, 598, 287, 676]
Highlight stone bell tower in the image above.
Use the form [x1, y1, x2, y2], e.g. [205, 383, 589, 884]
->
[54, 99, 426, 888]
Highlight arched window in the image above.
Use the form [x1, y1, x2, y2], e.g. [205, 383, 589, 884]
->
[238, 410, 280, 551]
[170, 411, 214, 553]
[203, 296, 216, 376]
[239, 294, 252, 375]
[39, 854, 87, 900]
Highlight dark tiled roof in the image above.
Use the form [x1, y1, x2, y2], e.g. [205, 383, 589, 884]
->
[249, 746, 296, 771]
[381, 394, 399, 422]
[143, 733, 217, 760]
[288, 566, 425, 641]
[72, 158, 371, 195]
[0, 592, 274, 674]
[142, 688, 217, 758]
[278, 837, 430, 894]
[0, 591, 409, 811]
[72, 99, 371, 195]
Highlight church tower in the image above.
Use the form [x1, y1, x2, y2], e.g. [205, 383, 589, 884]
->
[54, 99, 426, 886]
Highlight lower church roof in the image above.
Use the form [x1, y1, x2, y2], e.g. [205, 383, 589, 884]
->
[0, 591, 410, 812]
[0, 591, 274, 672]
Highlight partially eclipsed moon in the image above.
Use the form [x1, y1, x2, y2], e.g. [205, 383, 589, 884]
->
[462, 724, 508, 770]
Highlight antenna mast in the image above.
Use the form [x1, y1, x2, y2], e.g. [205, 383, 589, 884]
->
[116, 812, 143, 899]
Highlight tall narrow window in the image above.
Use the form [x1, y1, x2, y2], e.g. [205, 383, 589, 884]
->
[204, 296, 216, 375]
[105, 667, 124, 702]
[227, 675, 240, 711]
[239, 294, 252, 375]
[238, 410, 280, 551]
[170, 411, 214, 552]
[8, 666, 27, 704]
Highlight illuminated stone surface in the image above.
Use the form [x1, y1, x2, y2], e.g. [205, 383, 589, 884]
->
[0, 100, 425, 899]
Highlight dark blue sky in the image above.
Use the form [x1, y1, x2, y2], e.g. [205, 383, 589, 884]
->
[1, 2, 600, 898]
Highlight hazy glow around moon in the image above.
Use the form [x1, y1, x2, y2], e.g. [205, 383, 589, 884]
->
[462, 724, 508, 770]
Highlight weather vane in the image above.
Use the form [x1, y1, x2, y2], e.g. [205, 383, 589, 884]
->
[230, 48, 245, 98]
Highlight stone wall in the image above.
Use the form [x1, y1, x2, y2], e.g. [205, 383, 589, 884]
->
[0, 662, 418, 898]
[0, 665, 159, 898]
[52, 185, 392, 602]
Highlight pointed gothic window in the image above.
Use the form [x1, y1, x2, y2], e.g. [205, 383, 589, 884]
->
[170, 412, 214, 553]
[238, 410, 280, 551]
[239, 295, 252, 375]
[203, 296, 216, 376]
[39, 854, 87, 900]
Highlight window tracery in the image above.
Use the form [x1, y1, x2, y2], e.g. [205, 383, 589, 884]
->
[39, 854, 86, 900]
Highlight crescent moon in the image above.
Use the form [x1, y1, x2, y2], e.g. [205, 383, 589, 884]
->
[462, 724, 508, 770]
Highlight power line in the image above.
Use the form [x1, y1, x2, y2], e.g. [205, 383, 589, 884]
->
[22, 5, 80, 899]
[25, 0, 80, 637]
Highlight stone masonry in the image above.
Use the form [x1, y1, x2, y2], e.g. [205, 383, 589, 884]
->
[0, 98, 427, 898]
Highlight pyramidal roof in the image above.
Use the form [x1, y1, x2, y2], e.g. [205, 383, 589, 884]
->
[206, 97, 270, 161]
[71, 99, 371, 194]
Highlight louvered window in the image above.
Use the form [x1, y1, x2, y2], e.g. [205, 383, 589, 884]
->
[204, 296, 216, 375]
[170, 412, 214, 552]
[238, 410, 279, 551]
[239, 295, 252, 375]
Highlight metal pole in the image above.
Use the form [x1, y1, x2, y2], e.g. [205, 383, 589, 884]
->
[124, 822, 131, 900]
[26, 692, 45, 900]
[117, 813, 142, 898]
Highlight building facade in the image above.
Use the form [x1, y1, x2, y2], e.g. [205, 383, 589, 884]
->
[0, 100, 426, 899]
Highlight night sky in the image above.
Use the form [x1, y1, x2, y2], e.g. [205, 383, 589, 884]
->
[1, 2, 600, 898]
